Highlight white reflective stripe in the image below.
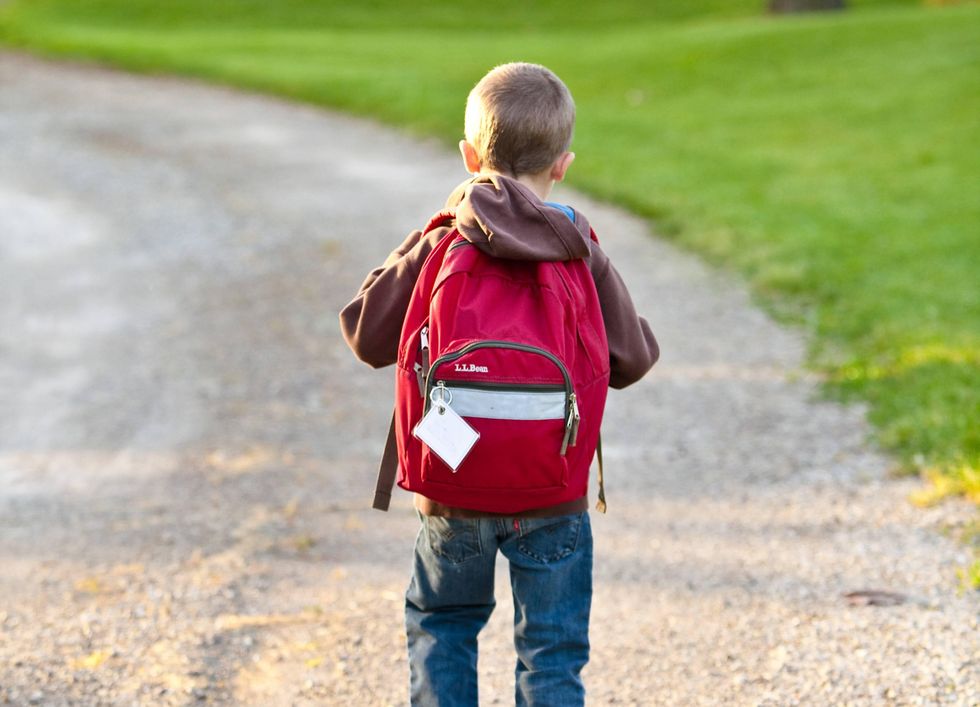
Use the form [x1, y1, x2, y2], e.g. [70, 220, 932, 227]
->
[446, 386, 565, 420]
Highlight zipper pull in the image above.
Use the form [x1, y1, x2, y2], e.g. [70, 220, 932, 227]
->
[417, 326, 430, 398]
[569, 393, 580, 447]
[560, 393, 580, 456]
[560, 416, 573, 456]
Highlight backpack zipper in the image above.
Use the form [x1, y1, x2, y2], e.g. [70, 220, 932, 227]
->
[443, 380, 564, 393]
[425, 340, 579, 455]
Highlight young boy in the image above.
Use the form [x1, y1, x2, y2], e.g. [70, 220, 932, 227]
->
[340, 62, 658, 706]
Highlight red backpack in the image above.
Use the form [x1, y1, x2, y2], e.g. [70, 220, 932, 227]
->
[373, 210, 610, 514]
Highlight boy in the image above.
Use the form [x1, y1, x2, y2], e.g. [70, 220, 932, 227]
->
[340, 62, 658, 706]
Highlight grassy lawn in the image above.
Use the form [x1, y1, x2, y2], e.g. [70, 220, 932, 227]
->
[1, 1, 977, 507]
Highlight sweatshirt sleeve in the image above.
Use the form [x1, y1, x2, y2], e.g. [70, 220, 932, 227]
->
[338, 227, 447, 368]
[589, 241, 659, 389]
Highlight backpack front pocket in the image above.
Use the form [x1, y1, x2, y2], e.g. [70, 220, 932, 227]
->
[419, 341, 577, 492]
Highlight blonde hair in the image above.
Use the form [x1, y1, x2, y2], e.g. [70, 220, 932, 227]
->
[464, 62, 575, 177]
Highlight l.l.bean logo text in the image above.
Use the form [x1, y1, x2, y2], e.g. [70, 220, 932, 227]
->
[454, 363, 489, 373]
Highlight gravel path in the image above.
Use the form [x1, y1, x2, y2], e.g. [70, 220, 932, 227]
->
[0, 52, 976, 706]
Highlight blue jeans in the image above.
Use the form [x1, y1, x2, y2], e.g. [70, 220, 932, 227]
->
[405, 512, 593, 707]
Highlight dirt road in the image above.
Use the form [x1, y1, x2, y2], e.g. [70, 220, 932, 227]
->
[0, 53, 976, 705]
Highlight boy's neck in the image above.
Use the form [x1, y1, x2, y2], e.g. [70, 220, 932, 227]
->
[478, 170, 554, 201]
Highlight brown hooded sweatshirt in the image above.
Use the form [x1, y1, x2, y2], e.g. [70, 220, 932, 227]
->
[339, 175, 659, 517]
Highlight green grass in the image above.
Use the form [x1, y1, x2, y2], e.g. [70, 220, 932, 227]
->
[1, 1, 978, 502]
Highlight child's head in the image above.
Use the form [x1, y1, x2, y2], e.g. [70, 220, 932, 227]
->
[461, 62, 575, 181]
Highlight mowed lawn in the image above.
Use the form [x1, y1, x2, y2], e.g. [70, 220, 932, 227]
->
[2, 0, 978, 501]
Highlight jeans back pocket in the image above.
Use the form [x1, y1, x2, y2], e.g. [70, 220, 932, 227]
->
[424, 516, 483, 565]
[517, 513, 585, 564]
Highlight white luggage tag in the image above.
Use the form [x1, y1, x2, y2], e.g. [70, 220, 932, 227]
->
[413, 384, 480, 472]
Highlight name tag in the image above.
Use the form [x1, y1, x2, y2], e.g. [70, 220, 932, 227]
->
[413, 402, 480, 472]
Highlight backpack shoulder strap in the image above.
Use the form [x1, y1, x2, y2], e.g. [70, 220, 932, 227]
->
[595, 433, 606, 513]
[423, 209, 456, 236]
[373, 410, 399, 511]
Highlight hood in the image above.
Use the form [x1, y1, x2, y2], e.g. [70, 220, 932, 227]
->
[444, 175, 592, 261]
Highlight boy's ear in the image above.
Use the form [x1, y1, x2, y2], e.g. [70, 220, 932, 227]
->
[550, 151, 575, 182]
[459, 140, 482, 174]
